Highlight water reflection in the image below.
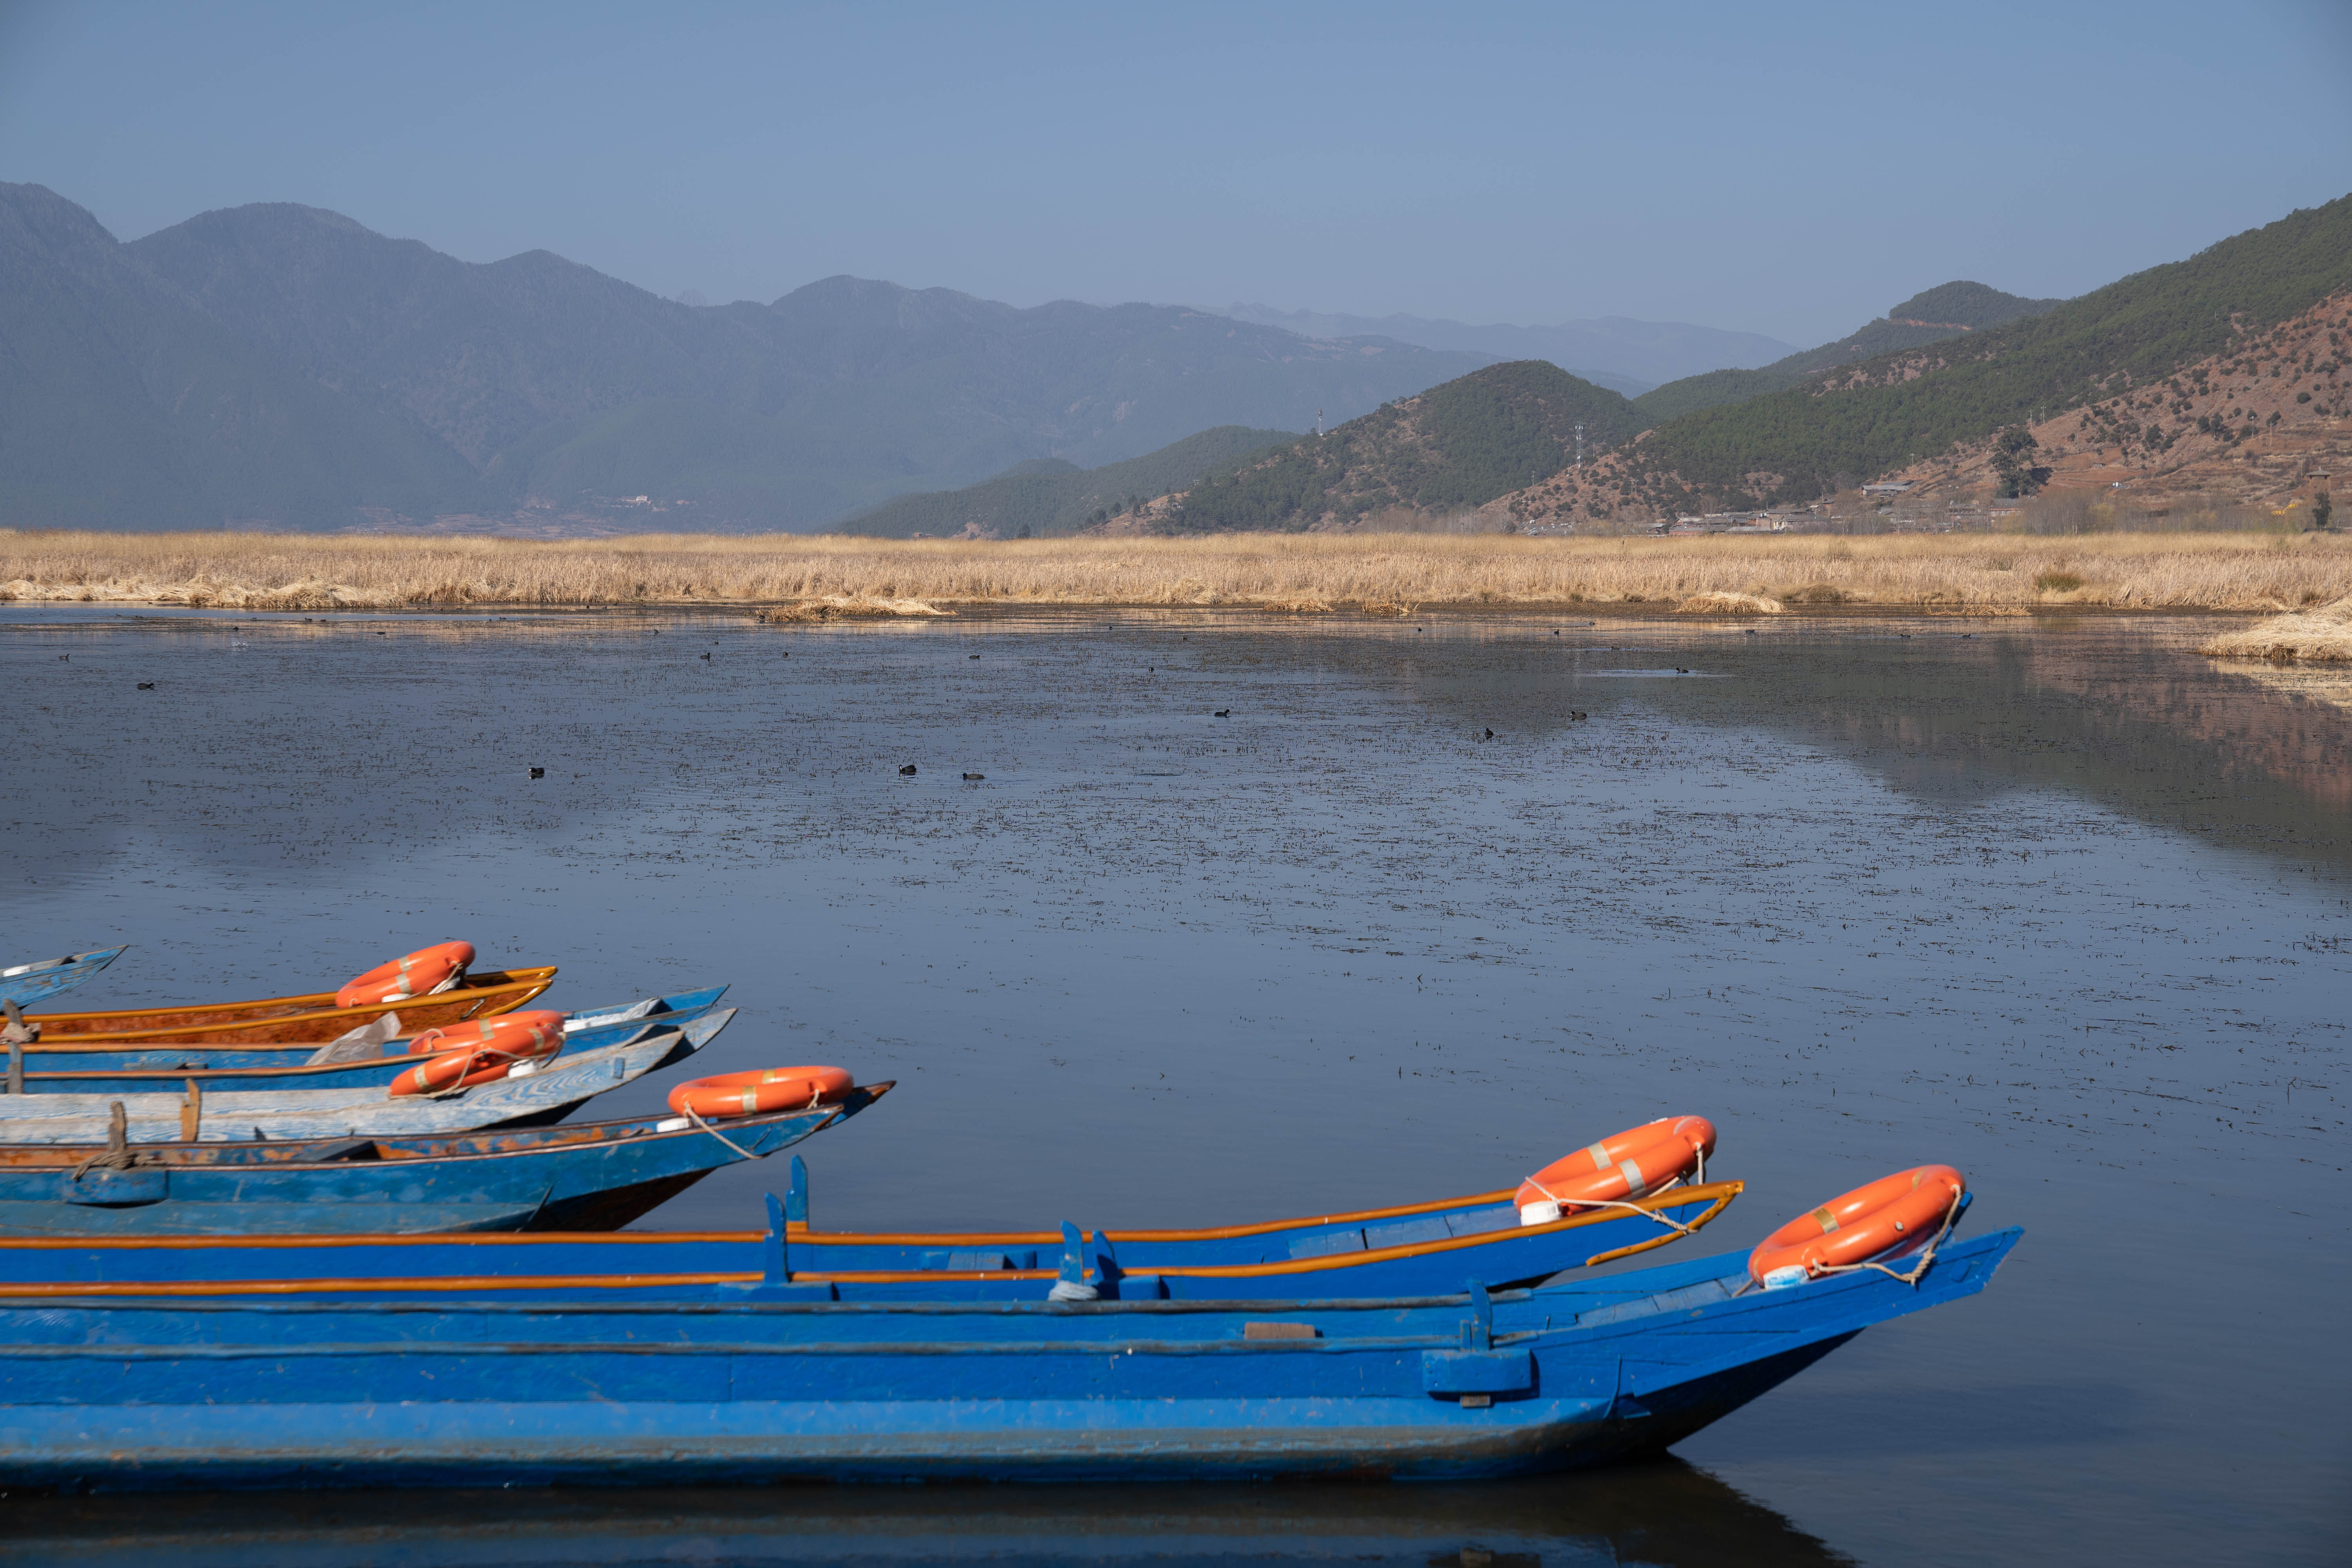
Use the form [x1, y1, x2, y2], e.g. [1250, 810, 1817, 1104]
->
[3, 605, 2347, 1568]
[0, 1460, 1850, 1568]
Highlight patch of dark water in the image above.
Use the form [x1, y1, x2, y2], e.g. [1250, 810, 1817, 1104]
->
[1, 606, 2346, 1567]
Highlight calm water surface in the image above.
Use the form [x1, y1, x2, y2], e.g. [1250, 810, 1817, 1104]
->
[1, 606, 2346, 1567]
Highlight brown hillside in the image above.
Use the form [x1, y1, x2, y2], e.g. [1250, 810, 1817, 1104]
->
[1483, 292, 2351, 528]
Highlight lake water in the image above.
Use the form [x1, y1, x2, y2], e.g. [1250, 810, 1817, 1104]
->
[2, 605, 2347, 1567]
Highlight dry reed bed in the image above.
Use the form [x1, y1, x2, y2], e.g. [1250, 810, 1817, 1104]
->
[2200, 593, 2352, 661]
[2, 529, 2347, 614]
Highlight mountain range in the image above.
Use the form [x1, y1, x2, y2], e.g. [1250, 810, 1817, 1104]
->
[0, 184, 1492, 532]
[1082, 192, 2351, 532]
[1209, 303, 1800, 396]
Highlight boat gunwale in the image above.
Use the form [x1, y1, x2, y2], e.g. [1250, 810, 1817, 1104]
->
[0, 1182, 1739, 1292]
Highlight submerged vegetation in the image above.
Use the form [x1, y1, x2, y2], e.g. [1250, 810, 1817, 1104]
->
[3, 528, 2345, 615]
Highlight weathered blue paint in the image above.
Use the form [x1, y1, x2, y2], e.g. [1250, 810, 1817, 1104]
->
[0, 1089, 881, 1236]
[15, 986, 729, 1076]
[0, 948, 124, 1008]
[0, 1228, 2021, 1491]
[0, 1011, 731, 1144]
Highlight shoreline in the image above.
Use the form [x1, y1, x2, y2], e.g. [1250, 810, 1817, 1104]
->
[4, 528, 2347, 617]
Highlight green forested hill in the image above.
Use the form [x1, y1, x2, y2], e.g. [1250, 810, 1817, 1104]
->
[1621, 194, 2352, 507]
[1629, 282, 2065, 425]
[1161, 361, 1644, 532]
[839, 426, 1297, 537]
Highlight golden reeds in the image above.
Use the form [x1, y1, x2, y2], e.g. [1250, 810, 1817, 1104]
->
[2, 528, 2347, 615]
[2200, 592, 2352, 661]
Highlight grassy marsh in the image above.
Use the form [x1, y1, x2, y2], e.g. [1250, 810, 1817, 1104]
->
[2, 528, 2347, 615]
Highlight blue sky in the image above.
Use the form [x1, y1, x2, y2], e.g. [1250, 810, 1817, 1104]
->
[2, 0, 2346, 344]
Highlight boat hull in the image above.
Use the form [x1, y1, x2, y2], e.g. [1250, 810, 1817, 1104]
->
[0, 949, 125, 1008]
[21, 968, 558, 1046]
[0, 1094, 864, 1237]
[0, 1012, 729, 1143]
[9, 989, 726, 1095]
[0, 1230, 2018, 1492]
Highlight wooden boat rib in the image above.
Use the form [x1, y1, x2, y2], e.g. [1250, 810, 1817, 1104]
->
[20, 966, 558, 1047]
[0, 948, 125, 1007]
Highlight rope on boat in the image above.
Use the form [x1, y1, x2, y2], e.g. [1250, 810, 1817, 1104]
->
[1520, 1176, 1703, 1238]
[681, 1102, 763, 1162]
[1804, 1190, 1965, 1289]
[70, 1102, 150, 1179]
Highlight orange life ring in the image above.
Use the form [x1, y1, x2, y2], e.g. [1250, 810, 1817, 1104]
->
[337, 942, 475, 1010]
[1747, 1164, 1967, 1287]
[1515, 1115, 1717, 1223]
[667, 1066, 853, 1119]
[388, 1010, 564, 1098]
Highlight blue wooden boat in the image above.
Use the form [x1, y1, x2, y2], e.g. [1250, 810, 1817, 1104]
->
[0, 1220, 2021, 1490]
[0, 1011, 732, 1144]
[0, 1158, 1740, 1302]
[0, 1087, 892, 1237]
[0, 948, 125, 1008]
[3, 987, 729, 1094]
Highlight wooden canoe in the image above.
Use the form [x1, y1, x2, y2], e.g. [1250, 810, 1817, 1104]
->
[0, 1084, 893, 1237]
[19, 966, 557, 1047]
[16, 986, 727, 1072]
[6, 987, 728, 1096]
[0, 948, 125, 1008]
[0, 1011, 730, 1144]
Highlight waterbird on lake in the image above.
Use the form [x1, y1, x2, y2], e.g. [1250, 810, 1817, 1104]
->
[1213, 710, 1230, 718]
[969, 653, 980, 659]
[529, 768, 544, 779]
[898, 764, 918, 775]
[700, 653, 711, 661]
[1484, 728, 1494, 740]
[137, 682, 154, 690]
[962, 773, 984, 781]
[1675, 667, 1690, 674]
[1572, 710, 1587, 721]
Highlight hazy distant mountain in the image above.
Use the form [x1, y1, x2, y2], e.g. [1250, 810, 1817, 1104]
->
[841, 425, 1297, 539]
[0, 185, 479, 528]
[1210, 303, 1802, 395]
[0, 186, 1494, 532]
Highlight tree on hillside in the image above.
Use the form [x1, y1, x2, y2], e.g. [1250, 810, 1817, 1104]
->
[1991, 427, 2048, 497]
